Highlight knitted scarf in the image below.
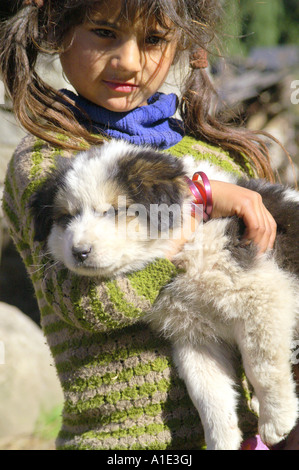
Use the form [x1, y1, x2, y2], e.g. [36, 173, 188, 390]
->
[60, 89, 184, 149]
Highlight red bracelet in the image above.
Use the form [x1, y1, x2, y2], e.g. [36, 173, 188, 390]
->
[192, 171, 213, 217]
[184, 172, 213, 221]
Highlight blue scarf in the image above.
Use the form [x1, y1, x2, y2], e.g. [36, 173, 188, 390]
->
[60, 89, 184, 150]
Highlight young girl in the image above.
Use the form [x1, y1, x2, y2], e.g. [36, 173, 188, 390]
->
[1, 0, 296, 450]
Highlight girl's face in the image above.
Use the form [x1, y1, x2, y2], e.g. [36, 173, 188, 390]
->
[60, 0, 178, 112]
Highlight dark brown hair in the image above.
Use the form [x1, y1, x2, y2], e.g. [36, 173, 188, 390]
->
[0, 0, 279, 180]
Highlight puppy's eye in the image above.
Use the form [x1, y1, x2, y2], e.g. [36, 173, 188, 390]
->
[97, 208, 119, 217]
[55, 214, 74, 227]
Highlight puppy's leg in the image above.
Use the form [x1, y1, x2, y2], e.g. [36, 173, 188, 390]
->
[173, 341, 242, 450]
[235, 318, 298, 447]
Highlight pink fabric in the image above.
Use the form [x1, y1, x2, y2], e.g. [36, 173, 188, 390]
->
[241, 435, 269, 450]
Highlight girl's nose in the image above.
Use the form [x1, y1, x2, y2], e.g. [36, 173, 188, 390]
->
[110, 38, 142, 73]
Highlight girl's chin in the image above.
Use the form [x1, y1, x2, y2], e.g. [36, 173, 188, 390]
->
[89, 95, 149, 112]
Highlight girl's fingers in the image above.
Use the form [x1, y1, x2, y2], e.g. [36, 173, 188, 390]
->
[241, 196, 277, 253]
[210, 181, 277, 254]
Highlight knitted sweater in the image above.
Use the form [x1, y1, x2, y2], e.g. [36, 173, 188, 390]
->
[2, 134, 258, 450]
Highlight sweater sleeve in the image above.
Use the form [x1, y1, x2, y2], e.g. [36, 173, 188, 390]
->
[2, 135, 178, 332]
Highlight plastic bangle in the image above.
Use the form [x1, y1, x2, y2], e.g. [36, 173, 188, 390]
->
[192, 171, 213, 217]
[184, 172, 213, 221]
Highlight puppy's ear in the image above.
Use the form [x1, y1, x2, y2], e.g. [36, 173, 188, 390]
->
[30, 156, 73, 242]
[117, 149, 188, 231]
[119, 149, 187, 207]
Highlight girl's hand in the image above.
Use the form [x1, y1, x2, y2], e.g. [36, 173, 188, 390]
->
[165, 180, 276, 261]
[210, 180, 277, 253]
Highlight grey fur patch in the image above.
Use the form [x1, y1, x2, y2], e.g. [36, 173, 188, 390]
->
[226, 178, 299, 276]
[224, 217, 258, 270]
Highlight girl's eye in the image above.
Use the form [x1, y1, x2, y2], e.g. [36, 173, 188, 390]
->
[92, 28, 116, 39]
[146, 35, 167, 46]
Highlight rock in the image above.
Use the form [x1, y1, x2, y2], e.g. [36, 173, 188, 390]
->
[0, 302, 63, 439]
[0, 434, 55, 451]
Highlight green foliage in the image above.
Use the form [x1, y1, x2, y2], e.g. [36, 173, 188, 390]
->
[224, 0, 299, 56]
[34, 404, 63, 441]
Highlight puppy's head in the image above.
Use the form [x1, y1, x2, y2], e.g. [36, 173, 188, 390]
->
[30, 140, 190, 277]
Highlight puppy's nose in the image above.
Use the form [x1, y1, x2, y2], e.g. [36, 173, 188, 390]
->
[72, 245, 92, 263]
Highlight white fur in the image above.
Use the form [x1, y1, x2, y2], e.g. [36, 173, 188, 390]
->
[148, 221, 299, 449]
[283, 187, 299, 205]
[44, 140, 299, 450]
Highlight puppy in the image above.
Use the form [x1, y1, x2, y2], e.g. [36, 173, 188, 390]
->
[31, 139, 299, 450]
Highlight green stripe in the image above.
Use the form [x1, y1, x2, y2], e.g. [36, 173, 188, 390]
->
[31, 138, 46, 173]
[64, 402, 165, 428]
[57, 431, 203, 450]
[31, 247, 53, 282]
[50, 322, 170, 372]
[64, 377, 174, 415]
[79, 422, 170, 441]
[68, 275, 124, 331]
[38, 303, 56, 320]
[170, 135, 254, 177]
[57, 413, 204, 450]
[128, 258, 177, 304]
[54, 337, 168, 375]
[88, 281, 121, 329]
[3, 162, 20, 233]
[72, 402, 164, 426]
[21, 139, 58, 241]
[42, 317, 73, 336]
[43, 276, 56, 306]
[69, 275, 145, 332]
[21, 139, 46, 211]
[54, 269, 74, 324]
[106, 280, 143, 319]
[6, 152, 19, 205]
[66, 356, 170, 393]
[63, 387, 194, 428]
[15, 240, 30, 253]
[2, 199, 20, 233]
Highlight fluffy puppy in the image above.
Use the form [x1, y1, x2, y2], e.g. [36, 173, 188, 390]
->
[31, 139, 299, 450]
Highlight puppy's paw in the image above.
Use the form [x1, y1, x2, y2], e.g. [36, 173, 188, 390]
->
[259, 402, 298, 446]
[206, 427, 243, 450]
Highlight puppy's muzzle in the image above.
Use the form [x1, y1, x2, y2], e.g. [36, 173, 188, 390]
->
[72, 245, 92, 263]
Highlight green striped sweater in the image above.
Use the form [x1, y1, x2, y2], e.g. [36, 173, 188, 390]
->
[2, 134, 258, 450]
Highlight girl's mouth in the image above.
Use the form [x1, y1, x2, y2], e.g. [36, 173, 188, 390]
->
[103, 80, 139, 93]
